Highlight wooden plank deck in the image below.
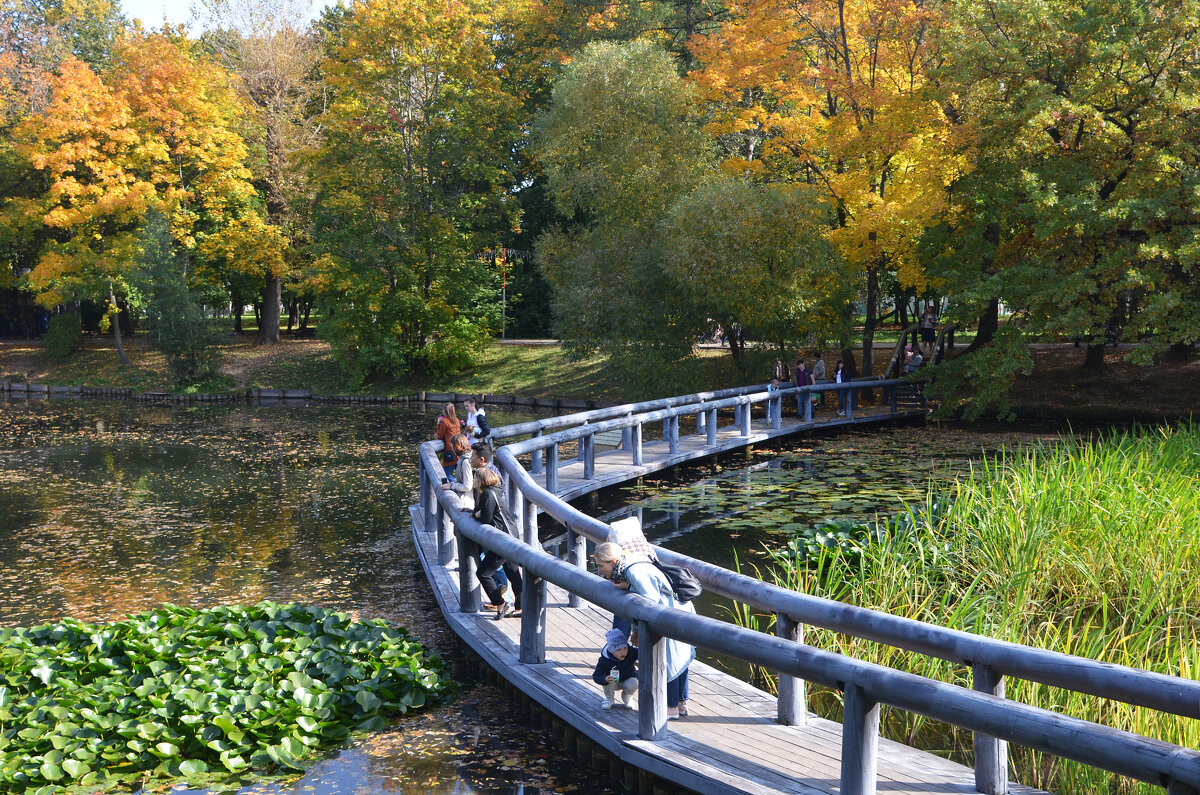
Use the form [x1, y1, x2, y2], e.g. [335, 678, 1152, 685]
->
[532, 404, 925, 501]
[411, 507, 1048, 795]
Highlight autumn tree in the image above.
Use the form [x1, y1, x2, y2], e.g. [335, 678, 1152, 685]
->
[15, 34, 279, 365]
[690, 0, 965, 376]
[197, 0, 319, 343]
[309, 0, 522, 382]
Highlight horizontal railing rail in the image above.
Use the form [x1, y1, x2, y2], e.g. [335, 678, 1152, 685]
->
[415, 384, 1200, 795]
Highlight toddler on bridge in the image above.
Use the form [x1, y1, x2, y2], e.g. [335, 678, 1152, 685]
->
[593, 629, 638, 710]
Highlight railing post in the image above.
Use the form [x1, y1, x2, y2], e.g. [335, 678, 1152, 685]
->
[505, 474, 523, 537]
[740, 400, 750, 436]
[437, 501, 455, 565]
[973, 663, 1009, 795]
[456, 526, 481, 614]
[583, 433, 595, 480]
[621, 426, 632, 451]
[419, 457, 431, 523]
[545, 443, 559, 493]
[637, 620, 668, 741]
[803, 389, 813, 422]
[772, 396, 782, 429]
[841, 683, 879, 795]
[890, 385, 898, 413]
[846, 386, 855, 420]
[668, 416, 679, 454]
[531, 429, 544, 475]
[706, 408, 717, 445]
[696, 409, 705, 434]
[567, 526, 586, 608]
[776, 614, 806, 726]
[632, 423, 643, 466]
[519, 497, 545, 664]
[577, 420, 588, 461]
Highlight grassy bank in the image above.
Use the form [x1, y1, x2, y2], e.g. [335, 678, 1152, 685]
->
[759, 424, 1200, 793]
[0, 337, 752, 401]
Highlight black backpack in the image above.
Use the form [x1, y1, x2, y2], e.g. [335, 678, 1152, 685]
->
[652, 560, 703, 603]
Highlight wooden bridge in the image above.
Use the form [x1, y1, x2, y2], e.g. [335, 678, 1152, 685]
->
[411, 379, 1200, 795]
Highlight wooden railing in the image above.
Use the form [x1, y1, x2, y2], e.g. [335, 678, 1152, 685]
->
[416, 387, 1200, 795]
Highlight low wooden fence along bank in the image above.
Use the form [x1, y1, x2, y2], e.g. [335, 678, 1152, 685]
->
[412, 380, 1200, 795]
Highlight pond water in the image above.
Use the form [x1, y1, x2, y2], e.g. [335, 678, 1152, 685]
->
[0, 399, 622, 795]
[0, 400, 1064, 794]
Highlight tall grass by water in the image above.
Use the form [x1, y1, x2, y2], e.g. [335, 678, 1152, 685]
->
[759, 423, 1200, 794]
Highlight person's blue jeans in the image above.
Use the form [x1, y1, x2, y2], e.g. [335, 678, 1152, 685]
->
[667, 668, 689, 708]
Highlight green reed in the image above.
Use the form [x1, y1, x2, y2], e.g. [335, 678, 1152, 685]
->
[754, 423, 1200, 794]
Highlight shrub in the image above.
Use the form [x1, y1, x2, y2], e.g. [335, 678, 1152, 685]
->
[42, 312, 82, 361]
[0, 602, 456, 791]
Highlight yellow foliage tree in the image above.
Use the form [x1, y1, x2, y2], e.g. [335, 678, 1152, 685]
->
[690, 0, 970, 374]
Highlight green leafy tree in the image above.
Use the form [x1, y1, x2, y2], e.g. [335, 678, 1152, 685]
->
[658, 176, 851, 369]
[534, 39, 712, 388]
[130, 209, 219, 386]
[926, 0, 1200, 416]
[309, 0, 522, 383]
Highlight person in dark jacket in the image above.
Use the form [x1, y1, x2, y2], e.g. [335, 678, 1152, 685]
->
[592, 629, 638, 709]
[471, 467, 523, 620]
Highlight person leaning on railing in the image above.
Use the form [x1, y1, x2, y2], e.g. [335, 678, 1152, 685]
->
[594, 541, 695, 720]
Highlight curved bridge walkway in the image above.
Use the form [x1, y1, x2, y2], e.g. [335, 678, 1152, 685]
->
[410, 380, 1200, 795]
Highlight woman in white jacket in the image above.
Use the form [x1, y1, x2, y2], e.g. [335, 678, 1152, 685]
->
[594, 542, 695, 719]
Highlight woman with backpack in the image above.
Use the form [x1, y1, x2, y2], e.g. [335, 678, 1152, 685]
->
[593, 541, 695, 719]
[472, 467, 523, 620]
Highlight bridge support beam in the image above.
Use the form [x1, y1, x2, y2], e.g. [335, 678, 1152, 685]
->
[973, 663, 1009, 794]
[520, 570, 546, 664]
[706, 408, 717, 446]
[841, 683, 879, 795]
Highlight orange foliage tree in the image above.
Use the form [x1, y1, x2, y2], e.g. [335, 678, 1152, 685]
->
[14, 33, 281, 363]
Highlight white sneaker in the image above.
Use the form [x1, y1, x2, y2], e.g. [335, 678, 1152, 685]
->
[600, 698, 614, 710]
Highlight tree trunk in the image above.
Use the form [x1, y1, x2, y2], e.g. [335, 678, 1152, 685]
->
[109, 284, 130, 367]
[231, 289, 243, 335]
[861, 268, 879, 379]
[965, 298, 999, 354]
[1168, 341, 1194, 361]
[256, 277, 282, 345]
[1084, 342, 1106, 372]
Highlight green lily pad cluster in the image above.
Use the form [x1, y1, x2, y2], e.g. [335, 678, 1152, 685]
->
[774, 498, 954, 564]
[0, 602, 456, 792]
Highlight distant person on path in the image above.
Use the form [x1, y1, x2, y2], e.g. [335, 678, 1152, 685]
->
[592, 629, 639, 710]
[594, 541, 695, 719]
[920, 305, 938, 349]
[471, 467, 523, 620]
[834, 359, 848, 416]
[435, 403, 461, 479]
[440, 434, 476, 510]
[811, 353, 826, 407]
[464, 397, 491, 444]
[793, 359, 811, 414]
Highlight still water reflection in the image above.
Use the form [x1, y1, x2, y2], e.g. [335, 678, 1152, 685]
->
[0, 399, 621, 795]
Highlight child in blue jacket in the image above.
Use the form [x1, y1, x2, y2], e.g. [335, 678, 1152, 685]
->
[592, 629, 638, 709]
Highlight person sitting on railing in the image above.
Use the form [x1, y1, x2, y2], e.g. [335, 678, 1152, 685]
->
[594, 541, 694, 720]
[593, 629, 639, 710]
[440, 434, 476, 510]
[472, 466, 523, 621]
[904, 346, 924, 375]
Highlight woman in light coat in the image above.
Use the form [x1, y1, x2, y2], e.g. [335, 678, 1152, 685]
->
[594, 541, 695, 719]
